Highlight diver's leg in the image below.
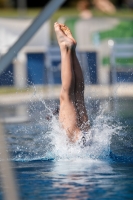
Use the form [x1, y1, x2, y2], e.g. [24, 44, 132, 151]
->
[58, 23, 90, 131]
[72, 50, 90, 131]
[54, 22, 80, 142]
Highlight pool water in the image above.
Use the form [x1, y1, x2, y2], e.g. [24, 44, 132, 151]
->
[0, 98, 133, 200]
[13, 160, 133, 200]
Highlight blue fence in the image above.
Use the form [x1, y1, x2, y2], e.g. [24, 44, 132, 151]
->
[0, 49, 98, 86]
[27, 53, 46, 85]
[0, 63, 14, 86]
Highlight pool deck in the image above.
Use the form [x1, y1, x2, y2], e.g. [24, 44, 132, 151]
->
[0, 84, 133, 105]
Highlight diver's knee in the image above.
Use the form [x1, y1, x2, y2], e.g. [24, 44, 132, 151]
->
[60, 91, 65, 102]
[60, 90, 74, 102]
[60, 90, 69, 102]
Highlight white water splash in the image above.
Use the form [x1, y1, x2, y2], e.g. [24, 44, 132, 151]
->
[46, 106, 122, 161]
[10, 98, 122, 162]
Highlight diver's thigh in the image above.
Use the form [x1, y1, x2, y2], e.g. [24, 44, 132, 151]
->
[59, 101, 78, 131]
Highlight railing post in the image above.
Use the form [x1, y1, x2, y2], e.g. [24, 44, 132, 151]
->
[0, 122, 19, 200]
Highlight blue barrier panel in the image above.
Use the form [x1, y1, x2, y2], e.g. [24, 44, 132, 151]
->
[45, 46, 61, 85]
[87, 52, 97, 84]
[79, 51, 97, 84]
[51, 60, 61, 84]
[27, 53, 46, 85]
[117, 72, 133, 82]
[0, 63, 14, 86]
[48, 51, 97, 85]
[110, 71, 133, 83]
[26, 51, 97, 85]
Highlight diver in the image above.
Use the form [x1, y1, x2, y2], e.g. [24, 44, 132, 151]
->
[54, 22, 90, 144]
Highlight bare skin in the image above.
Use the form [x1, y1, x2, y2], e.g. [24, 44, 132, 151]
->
[54, 22, 89, 142]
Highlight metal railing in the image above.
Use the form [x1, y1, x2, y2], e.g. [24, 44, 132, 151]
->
[110, 38, 133, 112]
[111, 39, 133, 84]
[0, 0, 66, 75]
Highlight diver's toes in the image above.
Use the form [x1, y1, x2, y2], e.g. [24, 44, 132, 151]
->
[54, 22, 60, 31]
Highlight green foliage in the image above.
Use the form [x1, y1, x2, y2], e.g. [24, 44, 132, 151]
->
[102, 56, 133, 66]
[65, 17, 79, 38]
[116, 58, 133, 65]
[99, 20, 133, 40]
[103, 57, 110, 65]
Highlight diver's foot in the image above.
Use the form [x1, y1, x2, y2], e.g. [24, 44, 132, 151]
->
[54, 22, 76, 50]
[59, 23, 76, 45]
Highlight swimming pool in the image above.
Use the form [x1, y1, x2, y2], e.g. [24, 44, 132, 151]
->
[0, 98, 133, 200]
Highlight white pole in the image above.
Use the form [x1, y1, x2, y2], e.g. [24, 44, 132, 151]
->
[14, 53, 27, 88]
[0, 123, 19, 200]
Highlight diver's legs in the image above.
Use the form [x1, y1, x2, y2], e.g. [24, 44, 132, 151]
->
[55, 24, 89, 131]
[72, 51, 90, 131]
[54, 22, 80, 142]
[57, 23, 90, 132]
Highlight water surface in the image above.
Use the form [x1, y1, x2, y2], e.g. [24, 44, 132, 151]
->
[0, 98, 133, 199]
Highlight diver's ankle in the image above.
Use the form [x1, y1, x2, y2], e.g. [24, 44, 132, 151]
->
[60, 44, 76, 54]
